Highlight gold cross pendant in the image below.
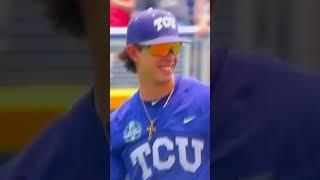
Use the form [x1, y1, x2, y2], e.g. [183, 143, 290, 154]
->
[146, 120, 156, 141]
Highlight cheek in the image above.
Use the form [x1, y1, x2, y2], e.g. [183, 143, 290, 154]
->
[173, 57, 178, 66]
[147, 60, 159, 71]
[143, 55, 158, 68]
[152, 58, 163, 69]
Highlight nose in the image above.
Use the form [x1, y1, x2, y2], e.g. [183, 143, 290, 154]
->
[166, 49, 175, 59]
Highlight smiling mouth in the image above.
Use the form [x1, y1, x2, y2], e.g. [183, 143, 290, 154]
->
[160, 65, 174, 72]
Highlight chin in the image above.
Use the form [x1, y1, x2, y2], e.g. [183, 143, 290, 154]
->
[157, 75, 174, 85]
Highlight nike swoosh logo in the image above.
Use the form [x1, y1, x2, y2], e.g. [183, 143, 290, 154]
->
[183, 115, 196, 124]
[151, 100, 159, 106]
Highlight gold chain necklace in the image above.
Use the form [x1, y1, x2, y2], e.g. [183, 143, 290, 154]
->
[140, 85, 175, 141]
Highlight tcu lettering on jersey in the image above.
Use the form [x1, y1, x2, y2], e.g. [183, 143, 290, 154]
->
[130, 136, 204, 180]
[153, 16, 176, 31]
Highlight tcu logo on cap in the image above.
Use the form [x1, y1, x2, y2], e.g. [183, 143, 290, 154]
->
[154, 16, 176, 31]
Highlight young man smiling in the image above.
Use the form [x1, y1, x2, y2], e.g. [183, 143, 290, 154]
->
[110, 8, 210, 180]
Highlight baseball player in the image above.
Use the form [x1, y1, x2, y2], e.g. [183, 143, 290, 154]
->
[110, 8, 210, 180]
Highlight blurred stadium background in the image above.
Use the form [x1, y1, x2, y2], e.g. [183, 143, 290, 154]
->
[214, 0, 320, 70]
[0, 1, 92, 164]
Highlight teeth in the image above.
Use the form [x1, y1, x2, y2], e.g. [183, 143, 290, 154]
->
[161, 66, 173, 71]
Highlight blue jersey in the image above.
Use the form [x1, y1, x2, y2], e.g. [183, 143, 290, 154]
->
[110, 76, 210, 180]
[212, 48, 320, 179]
[0, 90, 108, 180]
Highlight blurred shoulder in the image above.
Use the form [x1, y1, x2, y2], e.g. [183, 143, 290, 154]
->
[0, 90, 106, 179]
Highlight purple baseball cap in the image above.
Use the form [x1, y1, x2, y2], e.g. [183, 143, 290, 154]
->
[126, 8, 191, 45]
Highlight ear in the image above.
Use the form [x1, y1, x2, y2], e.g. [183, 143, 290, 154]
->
[126, 44, 140, 63]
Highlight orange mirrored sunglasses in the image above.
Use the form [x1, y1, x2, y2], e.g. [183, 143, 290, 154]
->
[146, 43, 182, 57]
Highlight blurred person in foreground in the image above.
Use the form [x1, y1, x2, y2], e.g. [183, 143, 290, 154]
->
[212, 47, 320, 179]
[0, 0, 108, 179]
[110, 8, 210, 179]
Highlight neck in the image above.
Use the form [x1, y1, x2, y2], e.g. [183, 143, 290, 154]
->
[139, 76, 175, 102]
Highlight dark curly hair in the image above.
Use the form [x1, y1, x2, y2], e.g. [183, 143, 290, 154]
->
[118, 45, 143, 73]
[41, 0, 86, 38]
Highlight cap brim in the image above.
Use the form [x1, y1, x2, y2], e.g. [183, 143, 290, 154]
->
[139, 36, 192, 45]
